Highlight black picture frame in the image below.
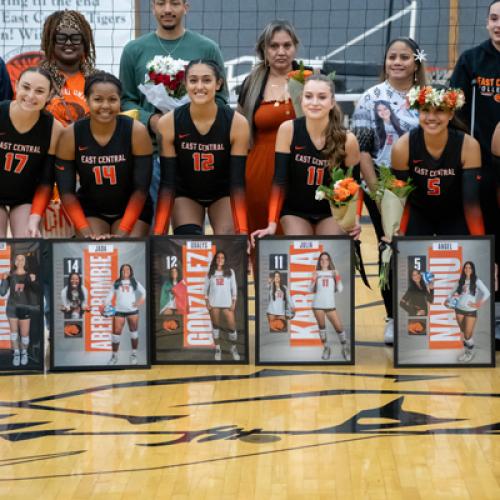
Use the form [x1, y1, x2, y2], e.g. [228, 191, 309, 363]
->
[394, 236, 495, 368]
[256, 236, 355, 365]
[50, 239, 150, 371]
[151, 235, 249, 365]
[0, 239, 45, 372]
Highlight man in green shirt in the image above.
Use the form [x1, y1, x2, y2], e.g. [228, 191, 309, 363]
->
[119, 0, 228, 202]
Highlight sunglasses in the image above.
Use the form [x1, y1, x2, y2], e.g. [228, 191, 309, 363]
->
[54, 33, 83, 45]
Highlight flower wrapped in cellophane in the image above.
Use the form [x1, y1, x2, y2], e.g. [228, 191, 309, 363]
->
[138, 55, 190, 113]
[371, 167, 416, 289]
[287, 61, 314, 117]
[315, 166, 360, 232]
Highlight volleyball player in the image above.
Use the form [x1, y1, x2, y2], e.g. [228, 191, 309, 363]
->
[153, 60, 249, 236]
[55, 72, 153, 237]
[251, 74, 361, 241]
[0, 67, 62, 237]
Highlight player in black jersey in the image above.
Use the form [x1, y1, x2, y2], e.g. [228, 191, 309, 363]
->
[251, 74, 361, 241]
[153, 60, 249, 236]
[0, 67, 63, 238]
[391, 86, 484, 236]
[55, 72, 153, 237]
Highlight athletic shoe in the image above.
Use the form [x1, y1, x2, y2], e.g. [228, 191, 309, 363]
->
[108, 353, 118, 365]
[321, 345, 331, 360]
[384, 318, 394, 345]
[20, 351, 28, 366]
[457, 349, 475, 363]
[230, 345, 240, 361]
[214, 345, 222, 361]
[129, 353, 138, 366]
[12, 353, 20, 367]
[212, 330, 220, 340]
[228, 331, 237, 342]
[341, 342, 351, 361]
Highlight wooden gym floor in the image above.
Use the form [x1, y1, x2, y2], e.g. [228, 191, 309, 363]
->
[1, 221, 499, 499]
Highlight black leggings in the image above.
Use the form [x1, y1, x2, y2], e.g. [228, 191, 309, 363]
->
[364, 194, 393, 318]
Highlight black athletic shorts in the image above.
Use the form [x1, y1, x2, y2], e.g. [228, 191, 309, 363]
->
[81, 197, 154, 226]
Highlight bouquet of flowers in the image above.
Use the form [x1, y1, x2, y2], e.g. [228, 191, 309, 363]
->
[370, 167, 416, 289]
[315, 166, 360, 232]
[138, 55, 190, 113]
[287, 61, 313, 117]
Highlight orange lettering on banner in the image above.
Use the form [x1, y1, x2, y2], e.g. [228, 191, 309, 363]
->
[84, 246, 118, 352]
[182, 242, 215, 348]
[289, 243, 323, 347]
[428, 243, 463, 349]
[0, 245, 12, 349]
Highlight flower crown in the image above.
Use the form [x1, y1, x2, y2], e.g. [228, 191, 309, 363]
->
[407, 86, 465, 111]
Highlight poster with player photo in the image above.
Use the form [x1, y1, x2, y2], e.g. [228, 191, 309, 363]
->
[151, 236, 248, 364]
[394, 236, 495, 367]
[0, 239, 44, 372]
[256, 237, 354, 365]
[50, 239, 150, 370]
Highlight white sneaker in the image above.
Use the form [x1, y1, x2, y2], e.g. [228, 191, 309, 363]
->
[458, 348, 475, 363]
[341, 342, 351, 361]
[212, 330, 220, 340]
[214, 345, 222, 361]
[228, 331, 237, 342]
[20, 351, 28, 366]
[108, 353, 118, 365]
[12, 352, 20, 367]
[230, 345, 240, 361]
[129, 353, 138, 365]
[384, 318, 394, 345]
[321, 345, 331, 360]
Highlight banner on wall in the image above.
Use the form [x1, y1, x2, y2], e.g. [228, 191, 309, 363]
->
[256, 237, 354, 365]
[151, 236, 248, 364]
[0, 239, 44, 372]
[50, 239, 149, 370]
[394, 236, 495, 367]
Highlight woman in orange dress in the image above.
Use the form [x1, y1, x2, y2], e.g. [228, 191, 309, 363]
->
[237, 20, 301, 266]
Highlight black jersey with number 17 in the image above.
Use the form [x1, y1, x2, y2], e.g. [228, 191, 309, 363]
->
[173, 103, 234, 203]
[0, 100, 53, 206]
[74, 115, 134, 214]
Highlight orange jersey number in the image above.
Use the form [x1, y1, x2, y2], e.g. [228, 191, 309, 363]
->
[306, 166, 325, 186]
[4, 152, 28, 174]
[193, 152, 215, 172]
[92, 165, 117, 185]
[427, 178, 441, 196]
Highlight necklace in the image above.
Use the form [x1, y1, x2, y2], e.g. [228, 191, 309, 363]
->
[155, 30, 186, 58]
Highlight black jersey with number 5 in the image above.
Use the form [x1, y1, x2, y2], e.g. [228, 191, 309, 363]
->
[73, 115, 135, 214]
[173, 103, 234, 203]
[408, 126, 464, 215]
[0, 100, 53, 206]
[281, 117, 333, 217]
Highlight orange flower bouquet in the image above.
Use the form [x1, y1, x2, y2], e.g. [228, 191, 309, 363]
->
[370, 167, 416, 288]
[287, 61, 314, 117]
[315, 167, 360, 231]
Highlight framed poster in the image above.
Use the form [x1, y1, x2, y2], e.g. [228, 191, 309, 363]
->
[0, 239, 44, 371]
[50, 239, 150, 370]
[151, 236, 248, 364]
[394, 237, 495, 367]
[256, 237, 354, 365]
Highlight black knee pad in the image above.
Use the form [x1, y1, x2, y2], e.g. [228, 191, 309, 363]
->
[174, 224, 203, 235]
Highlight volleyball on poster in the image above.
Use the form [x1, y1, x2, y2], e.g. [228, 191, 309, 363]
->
[51, 240, 149, 369]
[151, 236, 248, 363]
[256, 237, 354, 365]
[0, 240, 44, 371]
[395, 237, 494, 367]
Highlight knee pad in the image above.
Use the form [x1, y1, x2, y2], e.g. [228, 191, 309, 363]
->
[10, 332, 19, 342]
[112, 334, 121, 344]
[174, 224, 203, 235]
[21, 336, 30, 347]
[130, 331, 139, 340]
